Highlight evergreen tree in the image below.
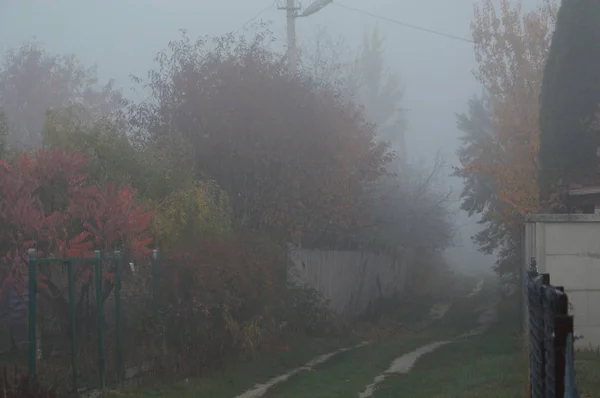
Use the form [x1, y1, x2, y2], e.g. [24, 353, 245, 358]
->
[539, 0, 600, 197]
[356, 28, 406, 159]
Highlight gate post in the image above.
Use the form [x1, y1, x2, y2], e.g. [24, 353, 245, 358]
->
[27, 249, 37, 385]
[553, 289, 571, 398]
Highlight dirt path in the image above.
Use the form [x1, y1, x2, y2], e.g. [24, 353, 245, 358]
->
[233, 300, 454, 398]
[234, 342, 370, 398]
[357, 340, 451, 398]
[234, 278, 491, 398]
[357, 278, 494, 398]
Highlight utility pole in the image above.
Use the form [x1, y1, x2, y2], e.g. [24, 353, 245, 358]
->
[285, 0, 300, 73]
[279, 0, 333, 73]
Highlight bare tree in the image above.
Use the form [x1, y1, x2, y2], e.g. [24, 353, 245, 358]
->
[0, 40, 127, 149]
[300, 27, 453, 253]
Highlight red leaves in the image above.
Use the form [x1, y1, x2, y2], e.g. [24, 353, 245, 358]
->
[0, 149, 154, 294]
[57, 232, 93, 258]
[71, 183, 154, 257]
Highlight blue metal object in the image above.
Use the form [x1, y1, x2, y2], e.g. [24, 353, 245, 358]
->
[564, 333, 579, 398]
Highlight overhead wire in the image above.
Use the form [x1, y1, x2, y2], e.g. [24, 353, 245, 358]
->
[332, 2, 474, 44]
[233, 0, 279, 35]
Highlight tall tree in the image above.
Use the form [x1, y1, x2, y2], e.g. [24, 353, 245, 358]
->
[455, 0, 557, 275]
[355, 28, 406, 160]
[454, 95, 507, 253]
[136, 31, 391, 248]
[300, 26, 406, 161]
[0, 40, 126, 148]
[0, 110, 7, 157]
[539, 0, 600, 199]
[300, 27, 452, 253]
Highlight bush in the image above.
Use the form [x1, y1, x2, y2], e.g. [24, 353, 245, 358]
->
[131, 234, 335, 377]
[137, 235, 285, 374]
[152, 181, 233, 253]
[0, 367, 58, 398]
[278, 282, 333, 337]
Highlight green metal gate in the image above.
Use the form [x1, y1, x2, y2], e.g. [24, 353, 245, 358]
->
[26, 249, 159, 393]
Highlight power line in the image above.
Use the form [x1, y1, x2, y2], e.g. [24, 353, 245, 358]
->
[233, 0, 279, 35]
[332, 3, 474, 44]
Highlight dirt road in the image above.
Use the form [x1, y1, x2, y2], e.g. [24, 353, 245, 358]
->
[233, 278, 497, 398]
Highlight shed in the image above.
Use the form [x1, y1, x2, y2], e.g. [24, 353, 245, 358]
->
[522, 214, 600, 348]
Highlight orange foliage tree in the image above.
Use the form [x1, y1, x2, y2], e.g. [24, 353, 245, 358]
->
[455, 0, 557, 274]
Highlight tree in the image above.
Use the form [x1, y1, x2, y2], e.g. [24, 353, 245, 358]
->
[370, 154, 454, 253]
[0, 40, 126, 149]
[135, 30, 391, 247]
[42, 106, 234, 258]
[354, 28, 406, 159]
[454, 0, 556, 276]
[300, 26, 406, 161]
[539, 0, 600, 199]
[0, 110, 7, 157]
[299, 26, 354, 92]
[153, 181, 233, 253]
[453, 95, 518, 275]
[300, 27, 452, 253]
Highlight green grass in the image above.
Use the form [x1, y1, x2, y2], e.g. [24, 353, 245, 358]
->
[103, 273, 490, 398]
[262, 335, 433, 398]
[575, 349, 600, 397]
[259, 278, 494, 398]
[371, 296, 527, 398]
[101, 335, 359, 398]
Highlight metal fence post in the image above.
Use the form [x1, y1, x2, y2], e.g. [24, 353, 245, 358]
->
[114, 250, 123, 383]
[564, 332, 580, 398]
[27, 248, 37, 386]
[553, 289, 571, 398]
[528, 271, 550, 398]
[152, 249, 159, 318]
[94, 250, 105, 389]
[66, 260, 78, 392]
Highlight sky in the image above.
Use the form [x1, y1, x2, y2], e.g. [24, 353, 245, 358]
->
[0, 0, 544, 272]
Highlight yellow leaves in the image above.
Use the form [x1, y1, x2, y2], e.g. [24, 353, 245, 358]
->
[152, 181, 233, 252]
[467, 0, 557, 230]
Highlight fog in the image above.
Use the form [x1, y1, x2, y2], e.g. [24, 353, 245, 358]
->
[0, 0, 546, 274]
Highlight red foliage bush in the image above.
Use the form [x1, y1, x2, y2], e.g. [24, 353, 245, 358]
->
[0, 149, 153, 331]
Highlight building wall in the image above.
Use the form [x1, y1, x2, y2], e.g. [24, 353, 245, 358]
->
[524, 215, 600, 349]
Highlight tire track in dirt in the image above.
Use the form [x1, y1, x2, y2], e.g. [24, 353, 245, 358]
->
[233, 341, 370, 398]
[357, 278, 491, 398]
[233, 302, 453, 398]
[234, 279, 488, 398]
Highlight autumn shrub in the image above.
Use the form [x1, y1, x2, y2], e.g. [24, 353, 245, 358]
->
[0, 366, 58, 398]
[152, 181, 233, 253]
[0, 149, 154, 372]
[279, 282, 331, 336]
[130, 234, 334, 376]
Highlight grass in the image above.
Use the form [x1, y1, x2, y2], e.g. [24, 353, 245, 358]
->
[368, 289, 600, 398]
[101, 335, 359, 398]
[102, 272, 488, 398]
[575, 349, 600, 397]
[261, 335, 433, 398]
[370, 297, 528, 398]
[257, 276, 493, 398]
